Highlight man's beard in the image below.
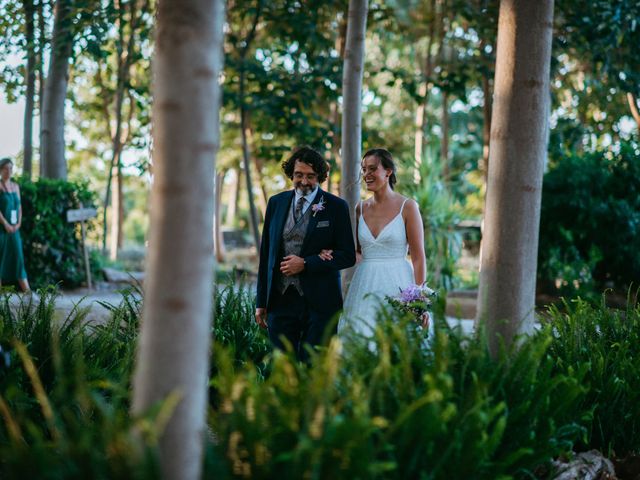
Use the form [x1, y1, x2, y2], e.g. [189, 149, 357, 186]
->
[295, 184, 314, 195]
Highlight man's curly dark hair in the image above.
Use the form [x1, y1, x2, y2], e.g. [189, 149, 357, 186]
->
[281, 146, 329, 183]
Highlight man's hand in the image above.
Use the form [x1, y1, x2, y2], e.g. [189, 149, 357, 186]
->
[280, 255, 305, 276]
[255, 308, 267, 329]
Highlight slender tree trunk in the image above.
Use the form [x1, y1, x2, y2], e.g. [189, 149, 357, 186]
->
[214, 170, 226, 262]
[225, 166, 240, 227]
[246, 121, 268, 217]
[481, 74, 492, 181]
[627, 92, 640, 131]
[40, 0, 72, 179]
[23, 0, 36, 177]
[441, 90, 449, 179]
[37, 0, 47, 167]
[475, 0, 554, 354]
[109, 160, 124, 260]
[240, 103, 261, 249]
[236, 2, 263, 250]
[328, 9, 348, 195]
[340, 0, 369, 287]
[413, 0, 436, 182]
[131, 2, 225, 479]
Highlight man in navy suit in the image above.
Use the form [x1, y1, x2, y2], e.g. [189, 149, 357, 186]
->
[256, 146, 356, 360]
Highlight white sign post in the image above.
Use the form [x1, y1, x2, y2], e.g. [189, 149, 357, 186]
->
[66, 207, 97, 289]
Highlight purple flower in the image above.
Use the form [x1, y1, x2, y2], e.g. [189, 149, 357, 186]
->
[312, 196, 326, 217]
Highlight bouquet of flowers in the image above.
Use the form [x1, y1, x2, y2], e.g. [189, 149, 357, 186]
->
[386, 284, 436, 328]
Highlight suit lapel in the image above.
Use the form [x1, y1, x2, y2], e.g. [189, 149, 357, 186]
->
[301, 188, 324, 252]
[272, 190, 294, 251]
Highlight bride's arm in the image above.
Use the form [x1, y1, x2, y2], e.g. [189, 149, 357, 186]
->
[405, 199, 426, 285]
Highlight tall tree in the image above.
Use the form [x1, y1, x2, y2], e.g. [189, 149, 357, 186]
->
[476, 0, 554, 353]
[131, 1, 225, 479]
[40, 0, 73, 179]
[340, 0, 369, 248]
[22, 0, 37, 176]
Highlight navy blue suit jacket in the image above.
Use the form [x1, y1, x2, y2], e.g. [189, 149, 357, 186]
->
[256, 188, 356, 315]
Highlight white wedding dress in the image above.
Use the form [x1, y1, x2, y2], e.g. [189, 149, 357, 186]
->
[338, 199, 414, 338]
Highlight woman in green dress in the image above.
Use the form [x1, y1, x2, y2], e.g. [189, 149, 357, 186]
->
[0, 158, 30, 292]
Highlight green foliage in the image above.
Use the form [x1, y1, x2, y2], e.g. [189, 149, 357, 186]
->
[210, 309, 587, 479]
[402, 164, 464, 291]
[2, 281, 639, 478]
[212, 277, 271, 372]
[546, 296, 640, 456]
[17, 176, 97, 289]
[538, 142, 640, 295]
[0, 289, 158, 479]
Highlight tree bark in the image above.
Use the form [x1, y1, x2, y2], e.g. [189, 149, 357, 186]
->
[237, 1, 263, 250]
[328, 9, 348, 194]
[627, 92, 640, 131]
[40, 0, 73, 179]
[214, 170, 226, 262]
[413, 0, 436, 182]
[475, 0, 554, 354]
[23, 0, 36, 177]
[441, 90, 449, 179]
[340, 0, 369, 287]
[131, 1, 225, 479]
[109, 159, 124, 260]
[37, 0, 46, 165]
[225, 166, 240, 227]
[481, 73, 492, 181]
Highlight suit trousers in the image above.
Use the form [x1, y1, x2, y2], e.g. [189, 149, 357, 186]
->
[267, 285, 336, 361]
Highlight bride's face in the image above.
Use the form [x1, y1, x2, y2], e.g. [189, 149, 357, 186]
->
[361, 156, 390, 192]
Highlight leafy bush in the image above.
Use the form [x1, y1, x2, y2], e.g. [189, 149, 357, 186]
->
[209, 311, 587, 479]
[538, 142, 640, 295]
[546, 296, 640, 456]
[0, 290, 158, 479]
[17, 177, 98, 289]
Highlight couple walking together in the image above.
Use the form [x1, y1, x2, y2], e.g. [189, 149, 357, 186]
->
[255, 146, 426, 360]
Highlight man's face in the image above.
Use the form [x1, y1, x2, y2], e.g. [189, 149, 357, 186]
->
[292, 160, 319, 195]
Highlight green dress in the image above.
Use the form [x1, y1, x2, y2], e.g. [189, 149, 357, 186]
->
[0, 190, 27, 283]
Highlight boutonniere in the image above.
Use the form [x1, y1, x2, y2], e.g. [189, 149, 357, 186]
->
[311, 196, 326, 217]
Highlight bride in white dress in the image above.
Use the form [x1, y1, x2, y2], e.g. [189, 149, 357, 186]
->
[322, 148, 427, 338]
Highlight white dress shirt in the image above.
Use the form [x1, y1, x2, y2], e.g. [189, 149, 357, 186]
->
[294, 186, 319, 216]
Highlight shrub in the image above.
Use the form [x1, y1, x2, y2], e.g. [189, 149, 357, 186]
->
[538, 142, 640, 296]
[17, 177, 98, 290]
[0, 290, 158, 479]
[546, 296, 640, 456]
[210, 311, 587, 479]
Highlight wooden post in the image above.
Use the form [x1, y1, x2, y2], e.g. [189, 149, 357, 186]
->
[66, 207, 98, 290]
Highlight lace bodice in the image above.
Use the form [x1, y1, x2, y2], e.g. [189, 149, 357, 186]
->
[358, 200, 409, 260]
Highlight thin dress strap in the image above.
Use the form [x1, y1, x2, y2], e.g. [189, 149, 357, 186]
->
[399, 198, 409, 215]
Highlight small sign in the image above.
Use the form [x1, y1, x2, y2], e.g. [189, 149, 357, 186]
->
[66, 208, 97, 223]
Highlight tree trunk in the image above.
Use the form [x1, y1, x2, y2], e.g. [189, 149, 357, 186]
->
[441, 90, 449, 179]
[328, 9, 348, 195]
[413, 0, 436, 183]
[481, 73, 492, 181]
[225, 166, 240, 227]
[23, 0, 36, 177]
[246, 121, 268, 218]
[37, 0, 47, 165]
[109, 160, 124, 260]
[40, 0, 73, 179]
[475, 0, 554, 354]
[131, 1, 225, 479]
[214, 170, 226, 262]
[340, 0, 369, 287]
[627, 92, 640, 131]
[240, 104, 261, 249]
